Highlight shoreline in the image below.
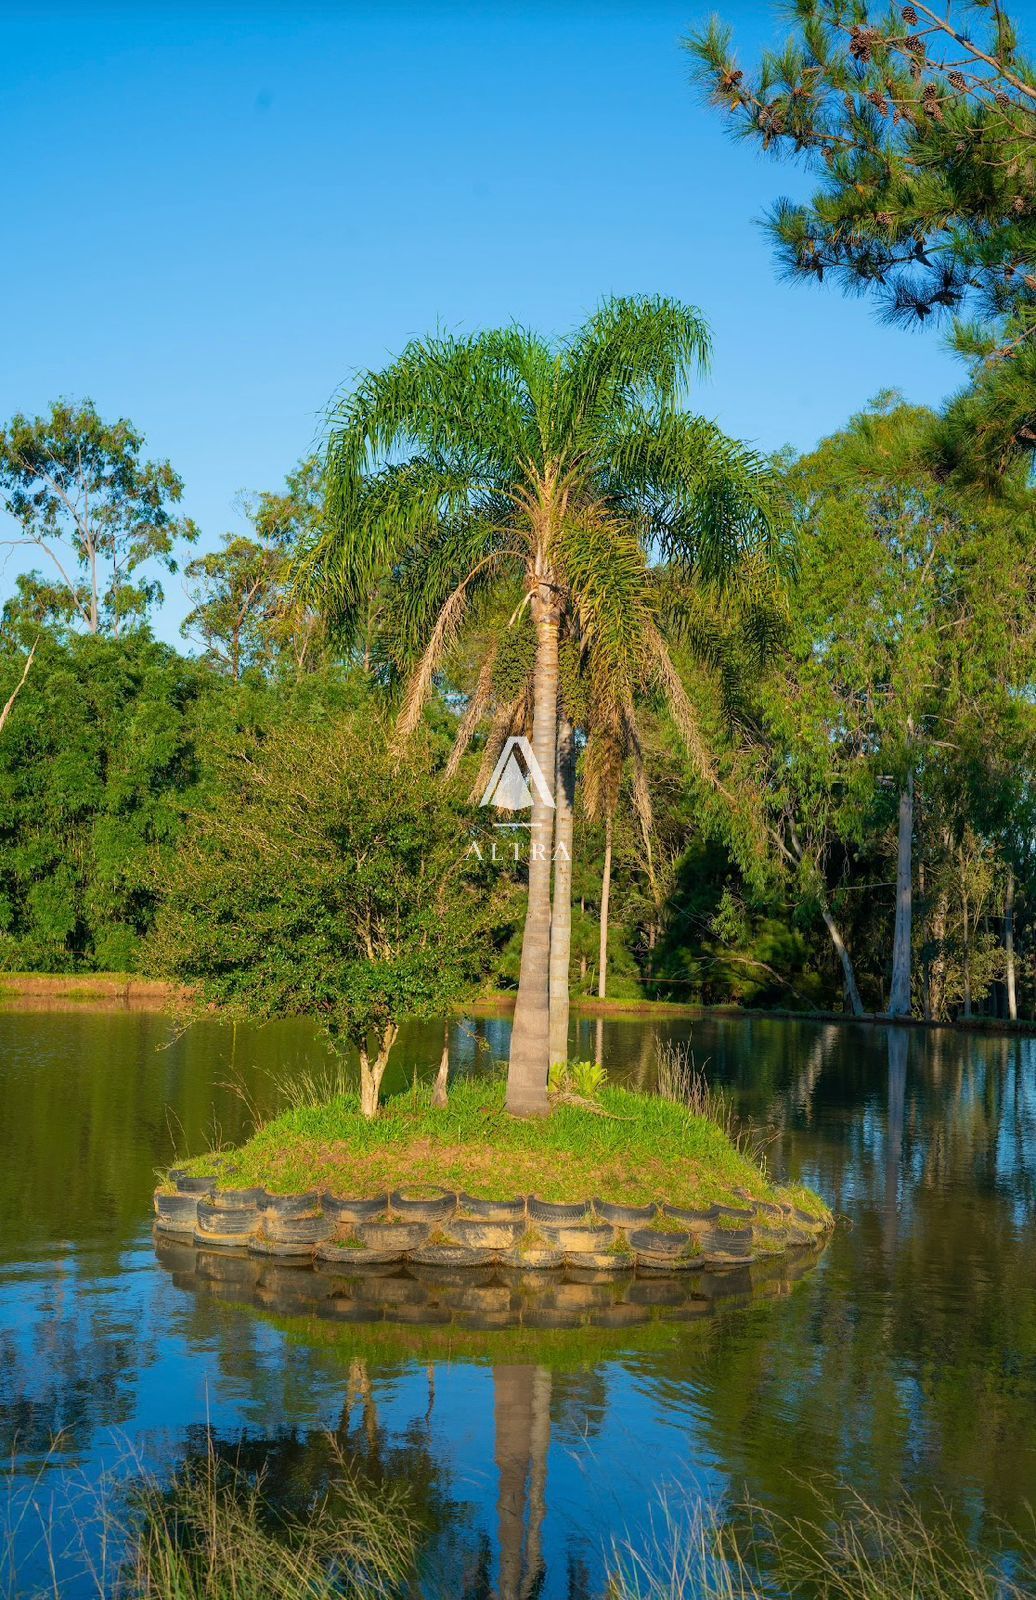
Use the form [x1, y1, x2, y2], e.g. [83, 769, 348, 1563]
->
[467, 991, 1036, 1038]
[1, 973, 1033, 1037]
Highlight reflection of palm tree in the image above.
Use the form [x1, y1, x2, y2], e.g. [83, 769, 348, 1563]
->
[493, 1365, 551, 1600]
[523, 1368, 551, 1600]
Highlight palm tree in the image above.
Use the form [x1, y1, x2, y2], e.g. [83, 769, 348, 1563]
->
[302, 296, 785, 1115]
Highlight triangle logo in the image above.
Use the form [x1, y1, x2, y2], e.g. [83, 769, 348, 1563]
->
[480, 736, 555, 811]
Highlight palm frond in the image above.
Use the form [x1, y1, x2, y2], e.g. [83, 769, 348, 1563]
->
[645, 622, 717, 787]
[608, 411, 794, 586]
[567, 295, 713, 424]
[393, 546, 511, 745]
[444, 642, 501, 779]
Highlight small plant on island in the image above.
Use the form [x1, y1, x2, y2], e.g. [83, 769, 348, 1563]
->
[549, 1059, 609, 1100]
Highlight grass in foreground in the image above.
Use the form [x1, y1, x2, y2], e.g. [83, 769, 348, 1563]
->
[8, 1457, 1033, 1599]
[607, 1487, 1036, 1600]
[125, 1447, 416, 1600]
[175, 1076, 829, 1221]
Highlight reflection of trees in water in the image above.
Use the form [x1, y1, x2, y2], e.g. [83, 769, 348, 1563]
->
[0, 1285, 151, 1459]
[182, 1360, 566, 1600]
[882, 1027, 907, 1258]
[682, 1024, 1036, 1542]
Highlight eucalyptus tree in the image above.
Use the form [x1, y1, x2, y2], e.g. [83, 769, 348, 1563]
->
[302, 297, 785, 1114]
[763, 398, 1036, 1018]
[0, 399, 197, 635]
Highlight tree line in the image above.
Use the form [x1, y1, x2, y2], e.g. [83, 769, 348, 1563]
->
[0, 0, 1033, 1112]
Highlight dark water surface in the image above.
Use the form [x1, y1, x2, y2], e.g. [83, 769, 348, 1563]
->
[2, 1006, 1035, 1595]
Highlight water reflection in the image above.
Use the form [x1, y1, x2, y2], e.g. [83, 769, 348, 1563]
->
[2, 1006, 1036, 1595]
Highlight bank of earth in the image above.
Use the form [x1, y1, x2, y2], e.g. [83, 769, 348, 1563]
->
[162, 1080, 832, 1270]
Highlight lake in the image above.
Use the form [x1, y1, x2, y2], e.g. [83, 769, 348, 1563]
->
[1, 1005, 1035, 1595]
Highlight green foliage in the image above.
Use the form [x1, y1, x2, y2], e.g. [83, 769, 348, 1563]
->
[0, 633, 211, 972]
[181, 534, 285, 680]
[688, 3, 1036, 477]
[0, 397, 197, 635]
[301, 294, 788, 749]
[549, 1058, 609, 1097]
[147, 707, 512, 1053]
[181, 457, 333, 682]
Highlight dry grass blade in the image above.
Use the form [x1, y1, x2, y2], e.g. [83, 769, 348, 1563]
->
[607, 1487, 1036, 1600]
[276, 1058, 354, 1113]
[123, 1434, 418, 1600]
[655, 1039, 773, 1170]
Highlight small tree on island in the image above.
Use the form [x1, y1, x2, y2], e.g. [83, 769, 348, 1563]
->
[148, 710, 508, 1116]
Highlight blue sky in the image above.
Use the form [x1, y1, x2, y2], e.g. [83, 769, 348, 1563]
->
[1, 1, 962, 645]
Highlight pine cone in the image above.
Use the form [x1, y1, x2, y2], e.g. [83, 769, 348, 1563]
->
[868, 88, 891, 115]
[905, 35, 926, 56]
[876, 210, 895, 227]
[902, 4, 918, 21]
[996, 89, 1013, 109]
[947, 71, 968, 92]
[849, 25, 877, 62]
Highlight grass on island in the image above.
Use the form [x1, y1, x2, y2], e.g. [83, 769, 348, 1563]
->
[172, 1076, 830, 1226]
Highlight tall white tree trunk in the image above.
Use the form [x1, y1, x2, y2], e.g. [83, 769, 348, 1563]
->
[548, 713, 575, 1069]
[0, 641, 37, 738]
[888, 768, 914, 1019]
[1005, 868, 1018, 1022]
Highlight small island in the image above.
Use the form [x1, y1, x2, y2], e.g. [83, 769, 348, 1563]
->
[155, 1079, 832, 1274]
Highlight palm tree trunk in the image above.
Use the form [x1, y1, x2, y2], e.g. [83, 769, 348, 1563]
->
[888, 768, 913, 1018]
[598, 813, 613, 1001]
[548, 712, 576, 1069]
[506, 589, 559, 1116]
